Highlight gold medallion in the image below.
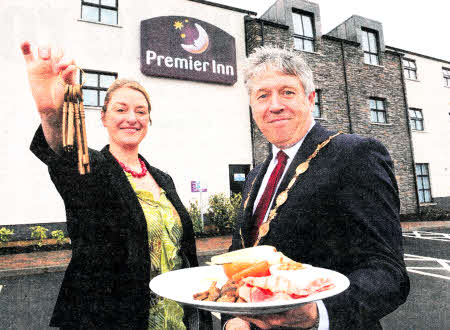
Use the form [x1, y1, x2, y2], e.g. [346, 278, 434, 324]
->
[296, 161, 309, 175]
[268, 209, 277, 221]
[276, 191, 288, 206]
[259, 222, 270, 237]
[244, 195, 250, 209]
[287, 177, 296, 189]
[243, 177, 257, 210]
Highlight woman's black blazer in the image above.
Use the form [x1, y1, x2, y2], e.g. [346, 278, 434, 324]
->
[31, 126, 198, 329]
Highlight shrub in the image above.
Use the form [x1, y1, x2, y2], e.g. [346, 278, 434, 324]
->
[419, 206, 450, 220]
[207, 193, 231, 233]
[206, 192, 242, 234]
[0, 227, 14, 243]
[188, 200, 204, 235]
[30, 226, 48, 247]
[229, 193, 242, 226]
[51, 230, 66, 245]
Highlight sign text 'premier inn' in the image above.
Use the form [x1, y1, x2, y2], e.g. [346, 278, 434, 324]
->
[141, 16, 237, 85]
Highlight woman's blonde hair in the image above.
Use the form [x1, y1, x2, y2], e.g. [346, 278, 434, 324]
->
[102, 79, 152, 124]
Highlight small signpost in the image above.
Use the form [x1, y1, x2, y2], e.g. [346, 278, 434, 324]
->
[191, 181, 207, 229]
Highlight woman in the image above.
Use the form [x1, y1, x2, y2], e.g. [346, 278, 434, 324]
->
[20, 41, 203, 329]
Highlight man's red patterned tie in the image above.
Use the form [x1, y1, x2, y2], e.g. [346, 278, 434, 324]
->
[250, 150, 288, 245]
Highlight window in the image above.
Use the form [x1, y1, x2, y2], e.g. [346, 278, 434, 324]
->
[229, 164, 250, 196]
[369, 98, 386, 123]
[403, 58, 417, 80]
[81, 0, 118, 25]
[313, 90, 321, 118]
[81, 70, 117, 107]
[292, 11, 314, 52]
[409, 108, 424, 131]
[361, 29, 379, 65]
[415, 164, 432, 203]
[443, 67, 450, 87]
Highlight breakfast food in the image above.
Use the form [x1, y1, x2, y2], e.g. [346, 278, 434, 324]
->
[210, 246, 279, 265]
[210, 245, 302, 267]
[222, 262, 254, 279]
[193, 246, 335, 303]
[238, 267, 335, 302]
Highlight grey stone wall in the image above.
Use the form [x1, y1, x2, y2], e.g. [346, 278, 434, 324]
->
[341, 45, 417, 214]
[245, 18, 293, 52]
[244, 18, 418, 215]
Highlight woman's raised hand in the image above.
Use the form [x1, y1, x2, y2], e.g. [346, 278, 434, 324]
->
[21, 41, 79, 152]
[20, 41, 77, 117]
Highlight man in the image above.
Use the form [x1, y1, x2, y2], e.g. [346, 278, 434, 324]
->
[224, 47, 409, 329]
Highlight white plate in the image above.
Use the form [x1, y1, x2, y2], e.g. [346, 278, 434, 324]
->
[150, 265, 350, 315]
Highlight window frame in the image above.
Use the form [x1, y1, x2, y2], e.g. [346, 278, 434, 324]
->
[409, 108, 424, 131]
[443, 67, 450, 87]
[403, 58, 418, 80]
[361, 28, 380, 65]
[81, 0, 119, 25]
[313, 89, 321, 118]
[292, 10, 315, 52]
[369, 98, 387, 123]
[415, 163, 433, 203]
[80, 69, 118, 108]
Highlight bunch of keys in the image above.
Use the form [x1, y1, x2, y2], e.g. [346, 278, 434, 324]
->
[61, 72, 90, 175]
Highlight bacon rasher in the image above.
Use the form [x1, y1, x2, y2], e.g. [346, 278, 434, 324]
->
[238, 269, 335, 302]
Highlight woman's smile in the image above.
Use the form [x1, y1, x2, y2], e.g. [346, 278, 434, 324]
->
[121, 127, 141, 132]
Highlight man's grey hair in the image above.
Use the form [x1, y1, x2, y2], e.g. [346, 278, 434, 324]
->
[243, 46, 315, 96]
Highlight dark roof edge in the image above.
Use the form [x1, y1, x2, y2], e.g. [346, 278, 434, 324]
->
[386, 45, 450, 65]
[245, 17, 289, 29]
[322, 34, 360, 46]
[188, 0, 257, 16]
[385, 49, 405, 57]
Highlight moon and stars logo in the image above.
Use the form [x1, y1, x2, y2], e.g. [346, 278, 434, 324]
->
[173, 19, 210, 54]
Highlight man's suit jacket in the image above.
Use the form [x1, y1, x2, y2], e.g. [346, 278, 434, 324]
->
[230, 123, 410, 329]
[30, 126, 199, 329]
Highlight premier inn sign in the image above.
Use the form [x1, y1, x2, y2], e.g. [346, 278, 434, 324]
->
[140, 16, 237, 85]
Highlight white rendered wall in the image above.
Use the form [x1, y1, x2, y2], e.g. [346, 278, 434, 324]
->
[405, 54, 450, 200]
[1, 0, 253, 224]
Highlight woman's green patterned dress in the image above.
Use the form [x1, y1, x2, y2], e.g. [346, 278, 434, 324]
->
[126, 172, 186, 330]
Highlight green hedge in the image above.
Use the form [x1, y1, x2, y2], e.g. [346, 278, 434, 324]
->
[188, 193, 242, 237]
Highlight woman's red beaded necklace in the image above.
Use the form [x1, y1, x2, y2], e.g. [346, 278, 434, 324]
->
[116, 158, 148, 178]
